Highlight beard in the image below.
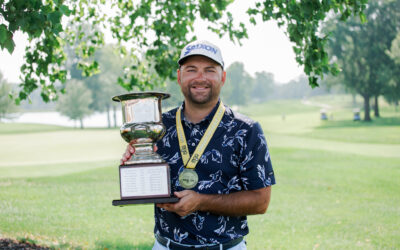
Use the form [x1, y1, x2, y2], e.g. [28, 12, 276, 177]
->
[184, 82, 217, 105]
[187, 89, 213, 104]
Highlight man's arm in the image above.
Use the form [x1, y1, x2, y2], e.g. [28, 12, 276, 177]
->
[157, 186, 271, 217]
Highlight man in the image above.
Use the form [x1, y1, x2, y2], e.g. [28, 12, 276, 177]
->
[121, 40, 275, 249]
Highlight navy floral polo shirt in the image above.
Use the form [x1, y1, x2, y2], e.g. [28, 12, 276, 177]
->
[154, 100, 276, 245]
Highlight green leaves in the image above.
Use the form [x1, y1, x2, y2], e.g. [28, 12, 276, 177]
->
[326, 0, 400, 114]
[0, 25, 8, 44]
[109, 0, 245, 91]
[48, 11, 62, 24]
[3, 38, 15, 54]
[59, 5, 72, 16]
[249, 0, 367, 87]
[0, 24, 15, 53]
[359, 12, 367, 24]
[3, 0, 369, 103]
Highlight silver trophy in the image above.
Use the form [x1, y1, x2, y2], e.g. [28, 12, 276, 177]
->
[111, 92, 178, 206]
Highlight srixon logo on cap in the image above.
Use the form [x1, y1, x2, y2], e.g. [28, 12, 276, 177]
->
[183, 44, 218, 56]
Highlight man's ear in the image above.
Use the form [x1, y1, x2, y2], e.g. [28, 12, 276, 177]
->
[221, 71, 226, 85]
[177, 69, 181, 86]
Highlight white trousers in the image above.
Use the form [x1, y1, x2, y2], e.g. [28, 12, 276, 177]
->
[152, 239, 247, 250]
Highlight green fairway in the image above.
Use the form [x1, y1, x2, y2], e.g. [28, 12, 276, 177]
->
[0, 123, 72, 135]
[0, 95, 399, 249]
[0, 129, 124, 168]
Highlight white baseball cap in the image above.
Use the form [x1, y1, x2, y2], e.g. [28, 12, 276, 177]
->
[178, 40, 224, 68]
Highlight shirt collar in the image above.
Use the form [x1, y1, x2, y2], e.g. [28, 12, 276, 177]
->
[180, 99, 221, 125]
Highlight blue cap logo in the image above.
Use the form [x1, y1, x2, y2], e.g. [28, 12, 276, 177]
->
[179, 40, 224, 67]
[183, 44, 218, 56]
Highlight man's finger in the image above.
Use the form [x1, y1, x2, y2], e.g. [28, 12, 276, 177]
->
[174, 190, 193, 198]
[174, 191, 185, 198]
[157, 203, 174, 210]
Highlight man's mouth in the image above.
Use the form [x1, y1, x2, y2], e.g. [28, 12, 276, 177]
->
[192, 86, 208, 90]
[190, 84, 210, 91]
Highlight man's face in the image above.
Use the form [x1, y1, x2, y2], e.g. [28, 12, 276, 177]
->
[177, 55, 226, 106]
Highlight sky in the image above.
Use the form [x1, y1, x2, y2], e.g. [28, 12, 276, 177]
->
[0, 1, 304, 84]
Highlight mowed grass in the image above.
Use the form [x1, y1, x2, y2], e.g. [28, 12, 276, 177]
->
[0, 94, 399, 249]
[247, 148, 399, 249]
[0, 166, 156, 249]
[0, 126, 125, 168]
[0, 123, 72, 134]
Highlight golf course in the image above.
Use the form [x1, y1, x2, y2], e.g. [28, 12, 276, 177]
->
[0, 94, 399, 249]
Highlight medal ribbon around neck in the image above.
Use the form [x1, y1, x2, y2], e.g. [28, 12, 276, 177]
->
[176, 102, 225, 170]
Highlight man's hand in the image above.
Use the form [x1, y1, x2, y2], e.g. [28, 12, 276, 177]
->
[120, 144, 158, 165]
[120, 144, 135, 165]
[157, 186, 271, 217]
[157, 190, 202, 217]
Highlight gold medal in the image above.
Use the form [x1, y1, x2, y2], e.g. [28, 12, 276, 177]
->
[179, 169, 199, 189]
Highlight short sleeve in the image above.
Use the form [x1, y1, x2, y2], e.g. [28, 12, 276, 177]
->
[239, 122, 275, 190]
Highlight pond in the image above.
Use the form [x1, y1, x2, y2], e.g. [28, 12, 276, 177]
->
[4, 111, 123, 128]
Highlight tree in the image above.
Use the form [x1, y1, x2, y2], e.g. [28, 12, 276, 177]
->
[61, 24, 121, 127]
[384, 32, 400, 109]
[251, 71, 274, 103]
[155, 79, 184, 109]
[388, 32, 400, 65]
[267, 75, 333, 100]
[83, 45, 127, 128]
[56, 80, 92, 129]
[0, 71, 17, 120]
[247, 0, 367, 88]
[1, 0, 367, 103]
[222, 62, 253, 106]
[63, 22, 99, 82]
[326, 0, 400, 121]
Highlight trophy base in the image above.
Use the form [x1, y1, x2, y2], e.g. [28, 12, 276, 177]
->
[112, 197, 179, 206]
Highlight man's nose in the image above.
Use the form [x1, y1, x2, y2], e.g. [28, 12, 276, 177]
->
[195, 71, 207, 81]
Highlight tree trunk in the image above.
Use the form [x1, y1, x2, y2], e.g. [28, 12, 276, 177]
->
[395, 100, 399, 112]
[106, 105, 111, 128]
[374, 95, 380, 117]
[352, 93, 357, 106]
[363, 95, 371, 121]
[113, 105, 117, 128]
[79, 118, 84, 129]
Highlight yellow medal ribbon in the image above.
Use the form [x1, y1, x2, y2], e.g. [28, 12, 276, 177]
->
[176, 102, 225, 170]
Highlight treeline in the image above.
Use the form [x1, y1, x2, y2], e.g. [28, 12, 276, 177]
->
[56, 45, 127, 129]
[154, 61, 337, 109]
[324, 0, 400, 121]
[0, 45, 126, 128]
[0, 71, 18, 120]
[220, 62, 335, 107]
[0, 59, 337, 125]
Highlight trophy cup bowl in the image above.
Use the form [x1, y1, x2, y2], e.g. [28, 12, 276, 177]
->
[111, 92, 179, 206]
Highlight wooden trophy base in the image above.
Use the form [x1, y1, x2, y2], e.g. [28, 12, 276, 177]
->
[112, 196, 179, 206]
[113, 162, 179, 206]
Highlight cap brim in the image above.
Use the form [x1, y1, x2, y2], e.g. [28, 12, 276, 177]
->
[178, 54, 224, 68]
